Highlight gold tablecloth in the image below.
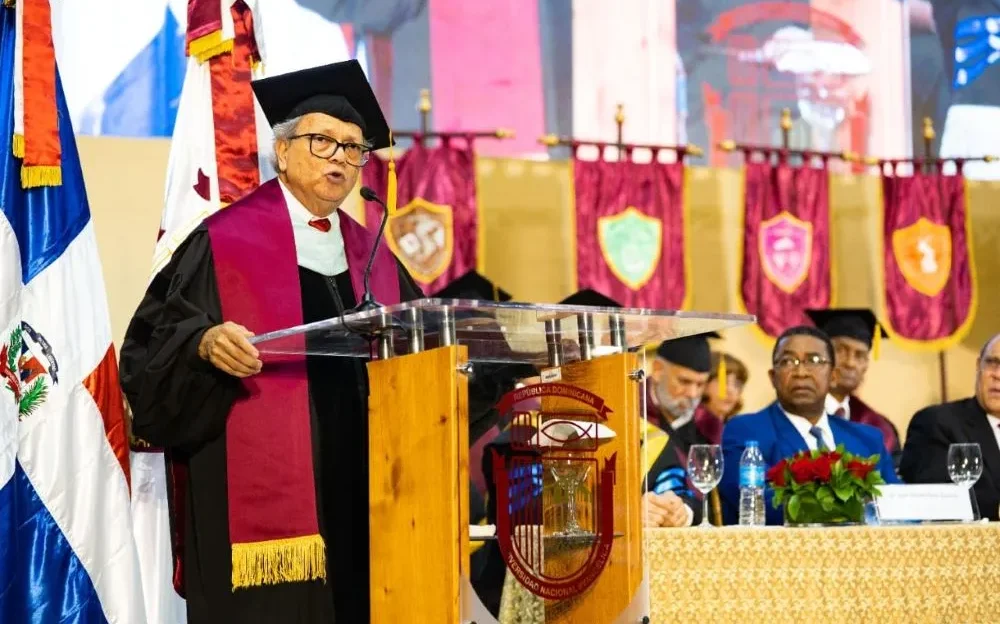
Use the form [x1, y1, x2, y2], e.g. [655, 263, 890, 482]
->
[500, 524, 1000, 623]
[647, 524, 1000, 623]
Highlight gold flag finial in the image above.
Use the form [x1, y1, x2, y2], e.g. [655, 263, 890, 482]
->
[494, 128, 516, 139]
[923, 117, 935, 142]
[780, 108, 793, 132]
[686, 144, 704, 158]
[418, 89, 431, 114]
[718, 139, 737, 152]
[538, 134, 560, 147]
[615, 103, 625, 125]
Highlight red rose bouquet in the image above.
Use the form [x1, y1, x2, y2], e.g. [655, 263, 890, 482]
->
[766, 445, 885, 525]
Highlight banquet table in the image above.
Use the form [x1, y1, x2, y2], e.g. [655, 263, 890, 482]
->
[499, 523, 1000, 623]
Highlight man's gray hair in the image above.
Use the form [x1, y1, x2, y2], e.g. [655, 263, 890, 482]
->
[269, 115, 304, 169]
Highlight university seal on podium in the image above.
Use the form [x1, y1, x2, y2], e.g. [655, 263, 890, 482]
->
[385, 197, 454, 283]
[491, 382, 617, 601]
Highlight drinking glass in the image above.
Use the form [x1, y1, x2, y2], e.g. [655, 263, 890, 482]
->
[688, 444, 724, 528]
[948, 443, 983, 488]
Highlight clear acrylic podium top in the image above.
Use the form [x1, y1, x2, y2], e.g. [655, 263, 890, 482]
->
[251, 298, 754, 366]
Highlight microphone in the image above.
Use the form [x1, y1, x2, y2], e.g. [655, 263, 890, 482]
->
[355, 185, 389, 312]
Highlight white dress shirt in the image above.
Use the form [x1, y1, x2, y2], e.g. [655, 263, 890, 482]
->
[279, 180, 349, 277]
[780, 407, 836, 452]
[825, 393, 851, 420]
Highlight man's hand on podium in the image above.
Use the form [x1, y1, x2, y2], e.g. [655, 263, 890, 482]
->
[198, 321, 262, 378]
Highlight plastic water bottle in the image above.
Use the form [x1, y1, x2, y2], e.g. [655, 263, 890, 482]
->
[738, 440, 766, 526]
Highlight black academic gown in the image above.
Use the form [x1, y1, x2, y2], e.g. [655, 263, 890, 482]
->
[120, 224, 423, 624]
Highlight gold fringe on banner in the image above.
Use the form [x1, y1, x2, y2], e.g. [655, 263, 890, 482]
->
[189, 30, 233, 63]
[12, 133, 24, 158]
[231, 534, 326, 590]
[21, 165, 61, 188]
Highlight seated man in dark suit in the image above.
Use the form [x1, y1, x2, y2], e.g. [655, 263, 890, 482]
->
[900, 334, 1000, 521]
[719, 325, 899, 525]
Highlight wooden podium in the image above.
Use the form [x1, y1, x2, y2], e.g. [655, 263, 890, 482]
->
[251, 299, 751, 623]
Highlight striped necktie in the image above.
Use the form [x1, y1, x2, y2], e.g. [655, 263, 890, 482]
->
[809, 426, 829, 451]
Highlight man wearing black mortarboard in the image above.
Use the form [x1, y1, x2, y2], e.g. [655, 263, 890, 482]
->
[642, 332, 721, 527]
[805, 308, 901, 463]
[120, 60, 426, 623]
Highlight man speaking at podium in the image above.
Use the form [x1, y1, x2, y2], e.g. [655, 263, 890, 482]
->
[121, 60, 422, 623]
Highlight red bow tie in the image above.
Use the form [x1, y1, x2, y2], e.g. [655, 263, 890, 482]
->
[308, 218, 332, 233]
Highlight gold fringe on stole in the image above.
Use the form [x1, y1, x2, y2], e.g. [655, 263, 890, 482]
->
[386, 129, 397, 215]
[21, 165, 61, 188]
[231, 534, 326, 590]
[12, 133, 24, 158]
[189, 30, 233, 63]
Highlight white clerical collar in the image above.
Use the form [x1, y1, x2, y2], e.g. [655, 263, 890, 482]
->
[825, 394, 850, 419]
[278, 180, 349, 276]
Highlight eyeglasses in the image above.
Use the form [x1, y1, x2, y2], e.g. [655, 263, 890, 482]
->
[773, 354, 831, 372]
[288, 133, 371, 166]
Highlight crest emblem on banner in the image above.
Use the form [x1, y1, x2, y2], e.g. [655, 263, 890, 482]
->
[385, 197, 454, 284]
[491, 383, 617, 601]
[1, 322, 57, 420]
[759, 211, 813, 293]
[891, 217, 952, 297]
[598, 207, 662, 290]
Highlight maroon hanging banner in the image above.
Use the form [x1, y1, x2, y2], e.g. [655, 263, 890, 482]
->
[880, 165, 975, 349]
[362, 136, 479, 293]
[573, 153, 689, 309]
[739, 159, 832, 338]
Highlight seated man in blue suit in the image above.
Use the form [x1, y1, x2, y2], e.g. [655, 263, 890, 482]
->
[719, 325, 899, 525]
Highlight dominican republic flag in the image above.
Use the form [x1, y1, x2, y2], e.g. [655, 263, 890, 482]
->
[0, 2, 146, 622]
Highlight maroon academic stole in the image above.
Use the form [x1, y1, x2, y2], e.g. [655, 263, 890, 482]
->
[739, 159, 832, 338]
[205, 179, 400, 589]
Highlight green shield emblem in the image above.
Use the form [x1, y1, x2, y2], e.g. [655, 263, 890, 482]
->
[597, 207, 663, 290]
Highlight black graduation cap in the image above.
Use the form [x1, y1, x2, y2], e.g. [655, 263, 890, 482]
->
[558, 289, 621, 308]
[432, 271, 512, 302]
[654, 331, 721, 374]
[251, 59, 392, 150]
[805, 308, 886, 357]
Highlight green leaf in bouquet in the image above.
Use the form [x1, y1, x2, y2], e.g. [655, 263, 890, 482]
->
[773, 488, 785, 507]
[833, 484, 854, 502]
[787, 493, 802, 521]
[815, 485, 834, 504]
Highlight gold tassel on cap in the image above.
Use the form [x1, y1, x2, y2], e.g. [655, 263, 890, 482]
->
[386, 129, 397, 216]
[872, 323, 882, 361]
[717, 355, 727, 400]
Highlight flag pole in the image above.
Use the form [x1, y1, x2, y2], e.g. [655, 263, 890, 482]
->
[616, 103, 625, 162]
[923, 118, 950, 403]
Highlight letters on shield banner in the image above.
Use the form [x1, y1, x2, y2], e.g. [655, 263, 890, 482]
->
[386, 197, 454, 284]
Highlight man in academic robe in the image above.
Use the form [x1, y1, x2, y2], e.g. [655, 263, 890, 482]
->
[719, 326, 899, 525]
[120, 60, 423, 623]
[900, 334, 1000, 521]
[805, 308, 901, 466]
[642, 333, 721, 528]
